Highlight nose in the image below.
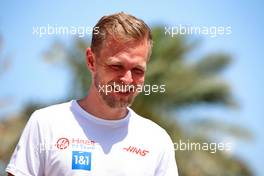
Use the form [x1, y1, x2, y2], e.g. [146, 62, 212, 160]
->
[120, 70, 133, 84]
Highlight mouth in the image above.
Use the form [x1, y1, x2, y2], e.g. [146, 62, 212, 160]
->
[112, 85, 135, 96]
[114, 90, 132, 96]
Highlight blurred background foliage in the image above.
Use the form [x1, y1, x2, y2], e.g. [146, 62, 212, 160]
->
[0, 27, 253, 176]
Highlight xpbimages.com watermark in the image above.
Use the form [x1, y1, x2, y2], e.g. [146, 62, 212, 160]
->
[98, 83, 166, 95]
[32, 24, 100, 37]
[173, 139, 233, 154]
[165, 25, 232, 38]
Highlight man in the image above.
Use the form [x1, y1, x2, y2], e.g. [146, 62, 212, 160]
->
[6, 12, 178, 176]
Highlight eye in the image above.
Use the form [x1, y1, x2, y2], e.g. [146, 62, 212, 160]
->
[132, 68, 145, 75]
[110, 65, 123, 71]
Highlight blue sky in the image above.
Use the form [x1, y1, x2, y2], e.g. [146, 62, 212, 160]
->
[1, 0, 263, 175]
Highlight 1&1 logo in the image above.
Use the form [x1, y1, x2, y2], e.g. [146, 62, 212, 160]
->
[72, 151, 92, 171]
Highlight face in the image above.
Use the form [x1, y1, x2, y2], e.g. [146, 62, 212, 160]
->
[91, 39, 150, 108]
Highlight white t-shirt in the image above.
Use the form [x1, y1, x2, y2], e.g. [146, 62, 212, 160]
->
[6, 100, 178, 176]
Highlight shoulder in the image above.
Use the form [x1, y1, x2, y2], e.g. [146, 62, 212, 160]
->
[129, 108, 172, 142]
[36, 101, 72, 115]
[28, 100, 73, 126]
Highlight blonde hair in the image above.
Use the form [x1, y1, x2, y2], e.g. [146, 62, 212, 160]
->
[91, 12, 152, 57]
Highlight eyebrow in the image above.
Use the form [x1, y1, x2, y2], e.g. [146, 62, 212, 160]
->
[105, 60, 146, 71]
[105, 60, 122, 65]
[134, 65, 146, 71]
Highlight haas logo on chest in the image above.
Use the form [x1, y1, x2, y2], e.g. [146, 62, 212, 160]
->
[56, 137, 70, 150]
[123, 146, 149, 156]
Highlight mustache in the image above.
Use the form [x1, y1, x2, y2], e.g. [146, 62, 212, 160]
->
[107, 81, 138, 92]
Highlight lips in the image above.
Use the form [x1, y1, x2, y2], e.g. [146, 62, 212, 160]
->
[114, 92, 131, 97]
[113, 88, 133, 97]
[110, 84, 135, 93]
[114, 87, 129, 93]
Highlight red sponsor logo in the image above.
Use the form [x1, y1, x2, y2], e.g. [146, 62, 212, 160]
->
[123, 146, 149, 156]
[72, 138, 95, 146]
[56, 137, 70, 150]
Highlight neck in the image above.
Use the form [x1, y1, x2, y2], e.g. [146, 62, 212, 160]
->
[77, 86, 128, 120]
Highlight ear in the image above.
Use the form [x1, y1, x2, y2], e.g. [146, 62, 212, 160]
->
[86, 48, 96, 73]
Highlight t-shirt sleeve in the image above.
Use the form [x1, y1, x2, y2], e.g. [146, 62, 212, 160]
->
[6, 111, 45, 176]
[155, 130, 179, 176]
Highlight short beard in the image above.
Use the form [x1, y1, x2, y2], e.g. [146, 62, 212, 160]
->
[94, 74, 136, 108]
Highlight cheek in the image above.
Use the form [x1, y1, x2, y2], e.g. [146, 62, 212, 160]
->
[96, 68, 114, 82]
[94, 71, 108, 85]
[133, 75, 145, 84]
